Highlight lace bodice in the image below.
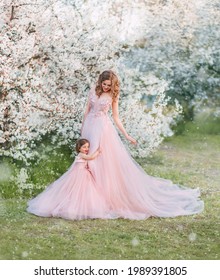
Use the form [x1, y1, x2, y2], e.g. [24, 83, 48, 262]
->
[88, 90, 112, 117]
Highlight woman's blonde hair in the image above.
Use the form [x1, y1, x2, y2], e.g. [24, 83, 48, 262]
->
[95, 70, 120, 101]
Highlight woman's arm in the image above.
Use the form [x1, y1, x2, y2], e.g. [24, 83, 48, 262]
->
[79, 148, 101, 161]
[81, 100, 90, 134]
[112, 97, 137, 145]
[80, 91, 92, 134]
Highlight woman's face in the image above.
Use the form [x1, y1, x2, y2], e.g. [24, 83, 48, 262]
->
[101, 80, 111, 93]
[79, 143, 89, 154]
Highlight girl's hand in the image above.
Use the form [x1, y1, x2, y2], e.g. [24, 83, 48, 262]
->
[96, 147, 101, 156]
[126, 135, 137, 145]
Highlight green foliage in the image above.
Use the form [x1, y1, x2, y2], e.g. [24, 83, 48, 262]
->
[171, 113, 220, 135]
[0, 157, 22, 198]
[0, 136, 73, 199]
[28, 143, 73, 197]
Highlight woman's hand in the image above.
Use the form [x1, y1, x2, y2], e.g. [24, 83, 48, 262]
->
[126, 135, 137, 145]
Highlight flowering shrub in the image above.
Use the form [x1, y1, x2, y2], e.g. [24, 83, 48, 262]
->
[1, 0, 219, 170]
[121, 0, 220, 119]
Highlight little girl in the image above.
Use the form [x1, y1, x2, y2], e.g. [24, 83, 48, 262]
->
[27, 139, 109, 220]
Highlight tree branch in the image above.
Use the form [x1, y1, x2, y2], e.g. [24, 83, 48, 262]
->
[9, 5, 15, 21]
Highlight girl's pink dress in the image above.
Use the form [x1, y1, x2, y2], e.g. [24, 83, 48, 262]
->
[27, 156, 109, 220]
[81, 88, 204, 220]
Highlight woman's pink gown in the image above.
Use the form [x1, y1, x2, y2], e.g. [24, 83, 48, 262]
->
[27, 88, 204, 220]
[81, 88, 204, 220]
[27, 156, 109, 220]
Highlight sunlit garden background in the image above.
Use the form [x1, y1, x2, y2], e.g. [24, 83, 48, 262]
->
[0, 0, 219, 260]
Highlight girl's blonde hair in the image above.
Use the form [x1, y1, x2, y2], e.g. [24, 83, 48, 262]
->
[95, 70, 120, 101]
[75, 138, 90, 153]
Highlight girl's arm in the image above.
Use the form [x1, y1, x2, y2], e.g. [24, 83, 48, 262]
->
[112, 97, 137, 145]
[79, 148, 101, 161]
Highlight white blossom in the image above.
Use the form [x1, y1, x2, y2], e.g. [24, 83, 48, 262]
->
[188, 232, 197, 242]
[1, 0, 218, 170]
[131, 237, 139, 247]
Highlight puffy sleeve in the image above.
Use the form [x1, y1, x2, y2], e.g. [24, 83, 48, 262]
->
[75, 155, 86, 163]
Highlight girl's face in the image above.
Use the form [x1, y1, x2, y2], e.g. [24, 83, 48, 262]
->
[101, 80, 111, 93]
[79, 143, 89, 154]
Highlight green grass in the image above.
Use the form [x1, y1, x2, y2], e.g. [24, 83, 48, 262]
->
[0, 123, 220, 260]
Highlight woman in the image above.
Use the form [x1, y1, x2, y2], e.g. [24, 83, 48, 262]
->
[81, 70, 204, 220]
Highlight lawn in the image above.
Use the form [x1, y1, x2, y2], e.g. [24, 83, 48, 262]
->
[0, 124, 219, 260]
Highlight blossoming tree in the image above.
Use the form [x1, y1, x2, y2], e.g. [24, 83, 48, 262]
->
[0, 0, 184, 167]
[1, 0, 219, 171]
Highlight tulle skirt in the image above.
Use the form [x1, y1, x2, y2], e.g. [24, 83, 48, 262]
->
[27, 112, 204, 221]
[81, 113, 204, 220]
[27, 161, 110, 220]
